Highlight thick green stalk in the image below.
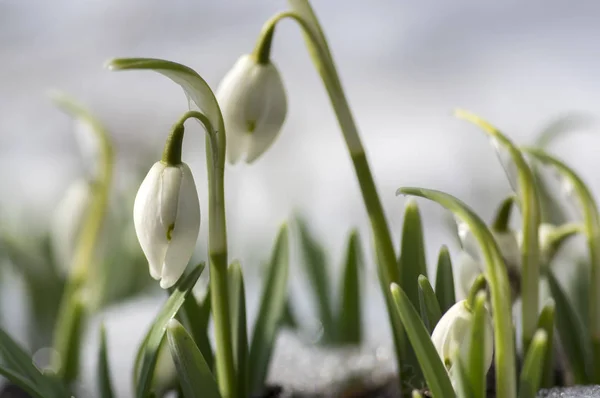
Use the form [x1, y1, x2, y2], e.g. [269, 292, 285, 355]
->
[253, 8, 402, 368]
[162, 111, 236, 398]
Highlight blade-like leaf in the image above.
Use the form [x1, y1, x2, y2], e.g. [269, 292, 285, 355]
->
[399, 200, 429, 311]
[167, 319, 221, 398]
[228, 261, 249, 396]
[467, 292, 488, 398]
[536, 301, 555, 389]
[106, 58, 223, 133]
[390, 284, 455, 398]
[249, 225, 289, 394]
[0, 366, 47, 398]
[435, 245, 456, 313]
[98, 324, 115, 398]
[174, 264, 213, 371]
[135, 264, 204, 398]
[456, 109, 541, 354]
[281, 298, 298, 330]
[336, 229, 363, 345]
[525, 147, 600, 382]
[0, 329, 69, 398]
[295, 216, 335, 342]
[398, 187, 516, 398]
[545, 269, 591, 384]
[417, 275, 442, 333]
[519, 330, 548, 398]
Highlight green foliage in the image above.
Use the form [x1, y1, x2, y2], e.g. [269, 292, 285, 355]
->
[167, 320, 221, 398]
[417, 275, 442, 334]
[390, 284, 455, 398]
[434, 245, 456, 313]
[134, 264, 204, 398]
[248, 225, 289, 394]
[294, 217, 365, 346]
[98, 324, 115, 398]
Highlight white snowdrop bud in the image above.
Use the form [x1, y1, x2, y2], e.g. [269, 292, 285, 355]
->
[217, 54, 287, 164]
[133, 161, 200, 289]
[431, 300, 494, 376]
[51, 179, 93, 273]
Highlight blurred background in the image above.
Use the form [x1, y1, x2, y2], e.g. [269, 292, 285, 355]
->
[2, 0, 600, 395]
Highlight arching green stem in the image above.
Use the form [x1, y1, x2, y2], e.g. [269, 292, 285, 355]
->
[524, 147, 600, 383]
[162, 110, 236, 398]
[253, 6, 403, 373]
[50, 94, 114, 383]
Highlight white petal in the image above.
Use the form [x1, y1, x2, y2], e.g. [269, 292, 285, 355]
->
[160, 163, 200, 289]
[245, 62, 287, 163]
[51, 179, 93, 273]
[493, 230, 520, 271]
[159, 166, 183, 232]
[216, 55, 256, 164]
[217, 55, 288, 164]
[455, 252, 483, 300]
[133, 162, 169, 280]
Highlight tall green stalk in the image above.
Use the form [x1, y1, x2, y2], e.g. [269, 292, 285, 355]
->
[252, 2, 404, 378]
[162, 110, 236, 398]
[50, 94, 114, 383]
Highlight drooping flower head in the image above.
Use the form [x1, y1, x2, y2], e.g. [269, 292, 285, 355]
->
[133, 161, 200, 289]
[431, 300, 494, 377]
[217, 54, 287, 164]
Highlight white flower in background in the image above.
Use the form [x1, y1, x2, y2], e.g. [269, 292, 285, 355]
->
[216, 54, 287, 164]
[51, 179, 93, 273]
[456, 222, 520, 300]
[133, 161, 200, 289]
[431, 300, 494, 376]
[517, 223, 562, 266]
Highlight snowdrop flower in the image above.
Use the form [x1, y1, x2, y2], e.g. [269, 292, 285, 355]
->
[456, 222, 521, 300]
[432, 300, 494, 375]
[51, 179, 93, 273]
[216, 54, 287, 164]
[133, 161, 200, 289]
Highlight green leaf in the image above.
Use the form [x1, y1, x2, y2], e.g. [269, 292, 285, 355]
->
[398, 200, 428, 384]
[174, 264, 213, 371]
[336, 229, 363, 345]
[491, 196, 516, 232]
[545, 269, 591, 384]
[452, 352, 475, 398]
[524, 147, 600, 382]
[390, 284, 455, 398]
[106, 58, 223, 133]
[435, 245, 456, 313]
[135, 264, 204, 398]
[397, 187, 516, 398]
[417, 275, 442, 333]
[248, 225, 289, 394]
[467, 292, 488, 398]
[295, 216, 335, 342]
[0, 366, 47, 398]
[166, 319, 221, 398]
[456, 109, 541, 354]
[0, 329, 69, 398]
[228, 261, 249, 396]
[399, 200, 429, 311]
[98, 324, 115, 398]
[519, 330, 548, 398]
[535, 301, 555, 388]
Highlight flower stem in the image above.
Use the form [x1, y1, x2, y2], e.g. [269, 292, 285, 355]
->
[50, 96, 114, 383]
[254, 7, 403, 380]
[163, 110, 236, 398]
